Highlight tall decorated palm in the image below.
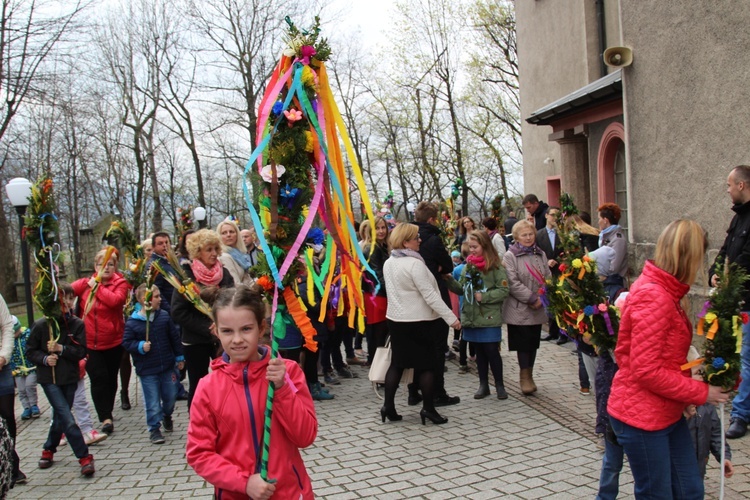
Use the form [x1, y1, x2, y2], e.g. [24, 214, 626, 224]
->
[543, 194, 620, 351]
[24, 178, 62, 381]
[242, 17, 376, 480]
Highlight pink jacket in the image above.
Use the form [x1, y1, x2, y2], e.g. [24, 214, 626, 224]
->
[71, 273, 131, 351]
[608, 261, 708, 431]
[186, 347, 317, 499]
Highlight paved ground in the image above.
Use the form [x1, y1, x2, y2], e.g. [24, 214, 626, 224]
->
[8, 337, 750, 499]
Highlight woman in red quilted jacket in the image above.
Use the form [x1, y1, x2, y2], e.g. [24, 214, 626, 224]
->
[607, 220, 730, 499]
[72, 247, 131, 435]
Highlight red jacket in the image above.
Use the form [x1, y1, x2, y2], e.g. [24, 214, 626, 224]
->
[186, 348, 317, 499]
[71, 273, 131, 351]
[608, 261, 708, 431]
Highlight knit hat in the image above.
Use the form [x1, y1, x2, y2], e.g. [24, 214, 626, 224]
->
[451, 250, 461, 259]
[10, 315, 21, 332]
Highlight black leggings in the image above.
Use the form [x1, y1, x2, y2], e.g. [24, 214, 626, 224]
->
[119, 349, 132, 397]
[475, 342, 504, 385]
[385, 366, 436, 413]
[183, 342, 217, 411]
[279, 347, 320, 386]
[86, 346, 124, 422]
[517, 350, 537, 370]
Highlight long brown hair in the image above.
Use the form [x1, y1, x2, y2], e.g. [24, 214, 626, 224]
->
[468, 230, 501, 270]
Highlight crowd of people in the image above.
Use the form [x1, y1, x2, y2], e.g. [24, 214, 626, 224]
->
[1, 167, 750, 496]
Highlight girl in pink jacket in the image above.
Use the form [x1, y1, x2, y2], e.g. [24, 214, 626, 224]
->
[186, 285, 317, 500]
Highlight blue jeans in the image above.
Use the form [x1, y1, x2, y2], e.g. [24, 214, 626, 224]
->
[41, 383, 89, 459]
[597, 428, 624, 500]
[610, 416, 703, 499]
[140, 370, 177, 432]
[730, 311, 750, 422]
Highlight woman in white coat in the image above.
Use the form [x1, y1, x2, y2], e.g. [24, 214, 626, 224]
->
[216, 219, 254, 286]
[382, 223, 461, 426]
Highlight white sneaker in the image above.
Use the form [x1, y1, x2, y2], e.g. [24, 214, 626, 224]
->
[84, 430, 108, 445]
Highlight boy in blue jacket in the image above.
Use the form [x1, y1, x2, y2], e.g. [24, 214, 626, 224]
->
[122, 284, 184, 445]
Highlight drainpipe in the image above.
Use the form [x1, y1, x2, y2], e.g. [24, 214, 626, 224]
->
[596, 0, 607, 78]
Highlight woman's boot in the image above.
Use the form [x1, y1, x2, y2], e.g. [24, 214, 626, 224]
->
[519, 368, 534, 395]
[473, 382, 490, 399]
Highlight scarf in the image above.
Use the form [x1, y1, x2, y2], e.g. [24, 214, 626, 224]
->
[390, 248, 425, 263]
[598, 224, 621, 248]
[509, 242, 544, 257]
[227, 246, 253, 271]
[191, 258, 224, 286]
[466, 254, 487, 271]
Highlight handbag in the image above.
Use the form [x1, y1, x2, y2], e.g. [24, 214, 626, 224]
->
[368, 337, 413, 385]
[363, 292, 387, 325]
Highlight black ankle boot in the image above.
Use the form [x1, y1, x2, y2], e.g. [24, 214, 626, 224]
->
[420, 409, 448, 425]
[121, 391, 131, 410]
[474, 382, 490, 399]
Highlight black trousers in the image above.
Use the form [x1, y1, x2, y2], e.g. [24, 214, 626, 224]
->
[86, 345, 124, 422]
[183, 342, 217, 411]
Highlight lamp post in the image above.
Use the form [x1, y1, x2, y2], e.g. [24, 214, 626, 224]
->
[193, 206, 207, 229]
[5, 177, 34, 324]
[406, 202, 416, 222]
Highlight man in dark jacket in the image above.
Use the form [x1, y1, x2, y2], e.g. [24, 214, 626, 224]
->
[522, 194, 549, 231]
[413, 201, 460, 407]
[713, 165, 750, 439]
[536, 207, 566, 343]
[148, 232, 176, 313]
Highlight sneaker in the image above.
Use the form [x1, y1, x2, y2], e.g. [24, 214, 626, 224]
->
[84, 430, 108, 445]
[445, 350, 457, 361]
[452, 339, 460, 351]
[11, 470, 28, 488]
[31, 405, 41, 418]
[336, 366, 358, 379]
[163, 415, 174, 432]
[38, 450, 54, 469]
[458, 365, 470, 374]
[150, 429, 166, 444]
[21, 408, 32, 420]
[79, 454, 95, 476]
[309, 382, 335, 401]
[323, 372, 341, 385]
[59, 434, 67, 447]
[354, 349, 367, 359]
[580, 387, 591, 395]
[727, 417, 748, 439]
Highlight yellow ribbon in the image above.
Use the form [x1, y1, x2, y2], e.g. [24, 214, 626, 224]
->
[707, 363, 730, 382]
[734, 315, 743, 354]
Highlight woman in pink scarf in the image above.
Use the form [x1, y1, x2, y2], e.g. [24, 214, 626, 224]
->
[170, 229, 234, 410]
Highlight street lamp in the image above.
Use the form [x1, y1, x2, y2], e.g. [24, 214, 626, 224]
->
[193, 206, 207, 229]
[5, 177, 34, 324]
[406, 202, 416, 222]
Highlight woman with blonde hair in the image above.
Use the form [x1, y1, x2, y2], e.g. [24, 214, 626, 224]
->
[72, 247, 131, 434]
[362, 216, 390, 364]
[381, 223, 460, 425]
[502, 220, 551, 395]
[606, 219, 729, 499]
[171, 229, 234, 409]
[216, 219, 254, 286]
